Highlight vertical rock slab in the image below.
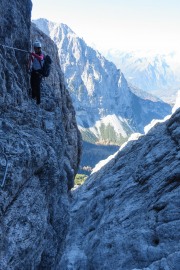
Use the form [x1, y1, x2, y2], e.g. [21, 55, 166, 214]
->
[0, 1, 81, 269]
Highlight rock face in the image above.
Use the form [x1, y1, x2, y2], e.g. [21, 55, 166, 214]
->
[33, 19, 172, 145]
[0, 0, 32, 108]
[0, 1, 81, 269]
[60, 109, 180, 270]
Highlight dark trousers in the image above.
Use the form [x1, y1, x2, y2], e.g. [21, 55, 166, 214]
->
[30, 70, 42, 104]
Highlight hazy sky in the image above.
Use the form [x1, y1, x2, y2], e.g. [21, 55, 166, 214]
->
[31, 0, 180, 53]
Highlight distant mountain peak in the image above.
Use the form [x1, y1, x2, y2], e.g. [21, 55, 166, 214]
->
[33, 18, 172, 145]
[33, 18, 77, 39]
[104, 48, 180, 103]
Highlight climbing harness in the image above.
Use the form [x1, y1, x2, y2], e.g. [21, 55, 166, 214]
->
[0, 146, 8, 188]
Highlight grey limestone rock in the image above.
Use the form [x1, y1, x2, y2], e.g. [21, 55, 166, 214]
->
[0, 0, 81, 269]
[60, 109, 180, 270]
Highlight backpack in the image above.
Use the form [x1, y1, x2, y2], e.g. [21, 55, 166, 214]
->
[40, 55, 52, 77]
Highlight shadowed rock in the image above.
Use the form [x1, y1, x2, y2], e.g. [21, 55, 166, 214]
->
[0, 0, 81, 269]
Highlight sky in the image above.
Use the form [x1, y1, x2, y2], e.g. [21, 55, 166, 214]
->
[31, 0, 180, 54]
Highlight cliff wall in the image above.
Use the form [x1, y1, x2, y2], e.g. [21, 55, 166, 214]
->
[0, 1, 81, 269]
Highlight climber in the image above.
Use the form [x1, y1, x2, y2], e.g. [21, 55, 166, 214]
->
[28, 41, 44, 105]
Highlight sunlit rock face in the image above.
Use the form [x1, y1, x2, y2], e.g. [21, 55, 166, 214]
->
[0, 1, 81, 269]
[60, 108, 180, 270]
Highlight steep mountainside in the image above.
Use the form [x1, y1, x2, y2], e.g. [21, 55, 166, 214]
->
[33, 18, 171, 145]
[60, 108, 180, 270]
[0, 1, 81, 269]
[104, 49, 180, 103]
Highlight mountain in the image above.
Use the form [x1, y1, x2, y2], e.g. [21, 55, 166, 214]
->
[60, 108, 180, 269]
[104, 49, 180, 104]
[1, 4, 179, 269]
[33, 18, 172, 145]
[0, 2, 81, 269]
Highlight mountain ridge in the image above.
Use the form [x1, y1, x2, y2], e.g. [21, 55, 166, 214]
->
[104, 49, 180, 103]
[33, 18, 172, 145]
